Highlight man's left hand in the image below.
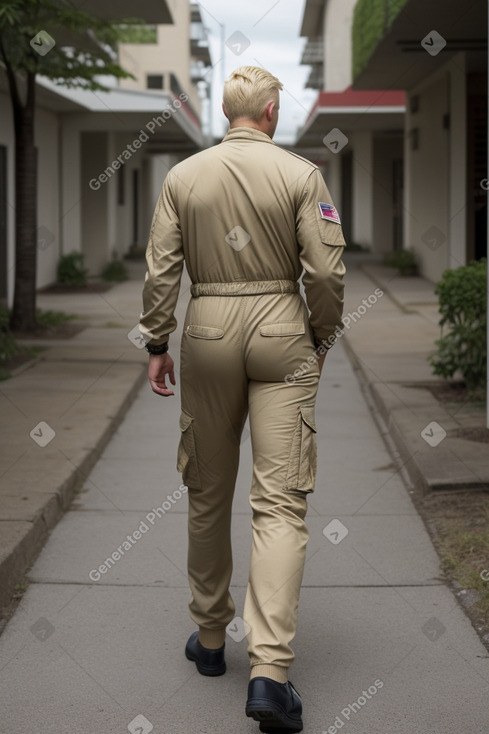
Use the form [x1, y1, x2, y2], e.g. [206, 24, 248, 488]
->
[148, 353, 176, 397]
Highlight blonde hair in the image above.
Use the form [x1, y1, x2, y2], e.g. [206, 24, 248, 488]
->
[223, 66, 283, 123]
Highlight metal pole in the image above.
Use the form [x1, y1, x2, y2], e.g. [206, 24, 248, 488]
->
[487, 0, 489, 427]
[221, 22, 226, 135]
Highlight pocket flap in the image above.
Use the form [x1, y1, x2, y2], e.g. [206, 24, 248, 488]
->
[259, 322, 305, 337]
[299, 403, 317, 432]
[186, 325, 224, 339]
[179, 410, 193, 431]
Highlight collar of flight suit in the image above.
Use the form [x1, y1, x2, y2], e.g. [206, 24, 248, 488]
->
[221, 126, 276, 146]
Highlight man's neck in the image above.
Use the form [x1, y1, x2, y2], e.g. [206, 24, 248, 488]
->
[229, 119, 272, 137]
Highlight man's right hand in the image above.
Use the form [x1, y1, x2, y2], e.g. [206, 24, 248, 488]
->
[148, 353, 176, 397]
[317, 349, 327, 374]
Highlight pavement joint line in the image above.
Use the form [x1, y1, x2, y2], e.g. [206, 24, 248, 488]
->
[341, 336, 415, 496]
[58, 641, 127, 711]
[350, 546, 420, 615]
[385, 643, 418, 676]
[358, 262, 422, 314]
[0, 361, 147, 609]
[446, 642, 489, 684]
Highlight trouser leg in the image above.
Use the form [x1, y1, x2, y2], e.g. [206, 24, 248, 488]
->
[178, 299, 248, 637]
[243, 376, 318, 674]
[238, 292, 320, 676]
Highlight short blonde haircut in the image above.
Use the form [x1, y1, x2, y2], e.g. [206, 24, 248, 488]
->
[223, 66, 283, 123]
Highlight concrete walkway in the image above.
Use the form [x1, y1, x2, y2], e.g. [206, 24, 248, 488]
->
[0, 260, 488, 733]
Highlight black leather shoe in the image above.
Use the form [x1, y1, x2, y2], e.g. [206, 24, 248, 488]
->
[184, 631, 226, 676]
[245, 676, 303, 732]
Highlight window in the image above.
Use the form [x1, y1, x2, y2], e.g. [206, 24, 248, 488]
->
[147, 75, 163, 90]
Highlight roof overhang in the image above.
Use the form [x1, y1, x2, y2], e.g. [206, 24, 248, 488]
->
[80, 0, 173, 23]
[353, 0, 487, 90]
[36, 78, 203, 150]
[300, 0, 325, 37]
[295, 88, 406, 147]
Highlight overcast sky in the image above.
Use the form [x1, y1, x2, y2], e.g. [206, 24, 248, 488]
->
[196, 0, 317, 144]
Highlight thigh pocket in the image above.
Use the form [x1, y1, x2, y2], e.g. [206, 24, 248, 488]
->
[283, 404, 317, 493]
[176, 410, 201, 489]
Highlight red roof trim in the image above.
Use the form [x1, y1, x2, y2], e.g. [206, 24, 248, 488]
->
[306, 86, 405, 125]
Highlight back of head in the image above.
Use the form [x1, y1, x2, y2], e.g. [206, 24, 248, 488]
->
[223, 66, 283, 123]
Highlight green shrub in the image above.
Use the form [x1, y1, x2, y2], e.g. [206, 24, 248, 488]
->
[383, 249, 417, 276]
[102, 260, 128, 282]
[0, 305, 18, 363]
[429, 259, 487, 391]
[35, 309, 77, 327]
[57, 252, 88, 286]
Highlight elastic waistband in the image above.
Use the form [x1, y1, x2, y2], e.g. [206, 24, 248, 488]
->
[190, 280, 299, 297]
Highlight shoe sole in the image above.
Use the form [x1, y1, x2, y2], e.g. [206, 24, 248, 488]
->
[246, 700, 303, 733]
[185, 649, 226, 677]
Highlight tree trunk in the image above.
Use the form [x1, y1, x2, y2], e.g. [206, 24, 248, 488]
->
[9, 72, 38, 332]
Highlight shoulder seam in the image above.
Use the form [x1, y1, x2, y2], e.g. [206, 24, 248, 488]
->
[280, 148, 319, 170]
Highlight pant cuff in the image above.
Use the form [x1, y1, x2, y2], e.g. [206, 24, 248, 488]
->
[198, 627, 226, 649]
[250, 664, 288, 684]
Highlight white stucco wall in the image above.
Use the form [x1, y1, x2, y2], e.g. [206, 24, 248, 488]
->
[351, 130, 374, 247]
[35, 107, 61, 290]
[323, 0, 357, 92]
[0, 90, 16, 306]
[448, 53, 467, 270]
[405, 72, 449, 283]
[0, 92, 61, 301]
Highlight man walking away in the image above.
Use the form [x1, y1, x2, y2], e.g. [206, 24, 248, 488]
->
[139, 65, 346, 733]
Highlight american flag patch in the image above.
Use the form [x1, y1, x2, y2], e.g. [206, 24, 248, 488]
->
[318, 202, 341, 224]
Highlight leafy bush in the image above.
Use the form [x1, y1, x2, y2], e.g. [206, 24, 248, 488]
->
[0, 305, 19, 363]
[102, 260, 128, 282]
[57, 252, 88, 286]
[35, 309, 77, 327]
[429, 259, 487, 391]
[383, 249, 417, 276]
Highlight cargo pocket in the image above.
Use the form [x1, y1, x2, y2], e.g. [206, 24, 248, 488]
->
[176, 410, 201, 489]
[283, 404, 317, 493]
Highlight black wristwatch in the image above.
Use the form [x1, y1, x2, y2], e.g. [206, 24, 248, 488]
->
[145, 341, 169, 355]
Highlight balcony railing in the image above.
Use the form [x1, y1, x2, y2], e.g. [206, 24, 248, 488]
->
[301, 38, 324, 65]
[352, 0, 409, 80]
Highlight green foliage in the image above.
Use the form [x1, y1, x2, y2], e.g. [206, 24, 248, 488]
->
[0, 0, 139, 92]
[352, 0, 409, 79]
[118, 24, 157, 44]
[0, 305, 19, 363]
[430, 259, 487, 391]
[35, 308, 76, 326]
[102, 260, 128, 282]
[56, 252, 88, 286]
[383, 249, 417, 275]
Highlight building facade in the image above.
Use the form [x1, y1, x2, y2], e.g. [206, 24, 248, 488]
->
[0, 0, 211, 305]
[295, 0, 406, 257]
[352, 0, 487, 283]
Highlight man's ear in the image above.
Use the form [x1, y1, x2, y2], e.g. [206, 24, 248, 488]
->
[265, 100, 276, 121]
[222, 102, 229, 120]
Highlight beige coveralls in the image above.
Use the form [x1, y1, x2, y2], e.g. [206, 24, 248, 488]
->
[139, 127, 346, 671]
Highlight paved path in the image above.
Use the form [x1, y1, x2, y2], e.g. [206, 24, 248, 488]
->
[0, 264, 488, 733]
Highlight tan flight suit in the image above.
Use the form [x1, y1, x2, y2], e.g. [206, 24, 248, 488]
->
[139, 126, 346, 673]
